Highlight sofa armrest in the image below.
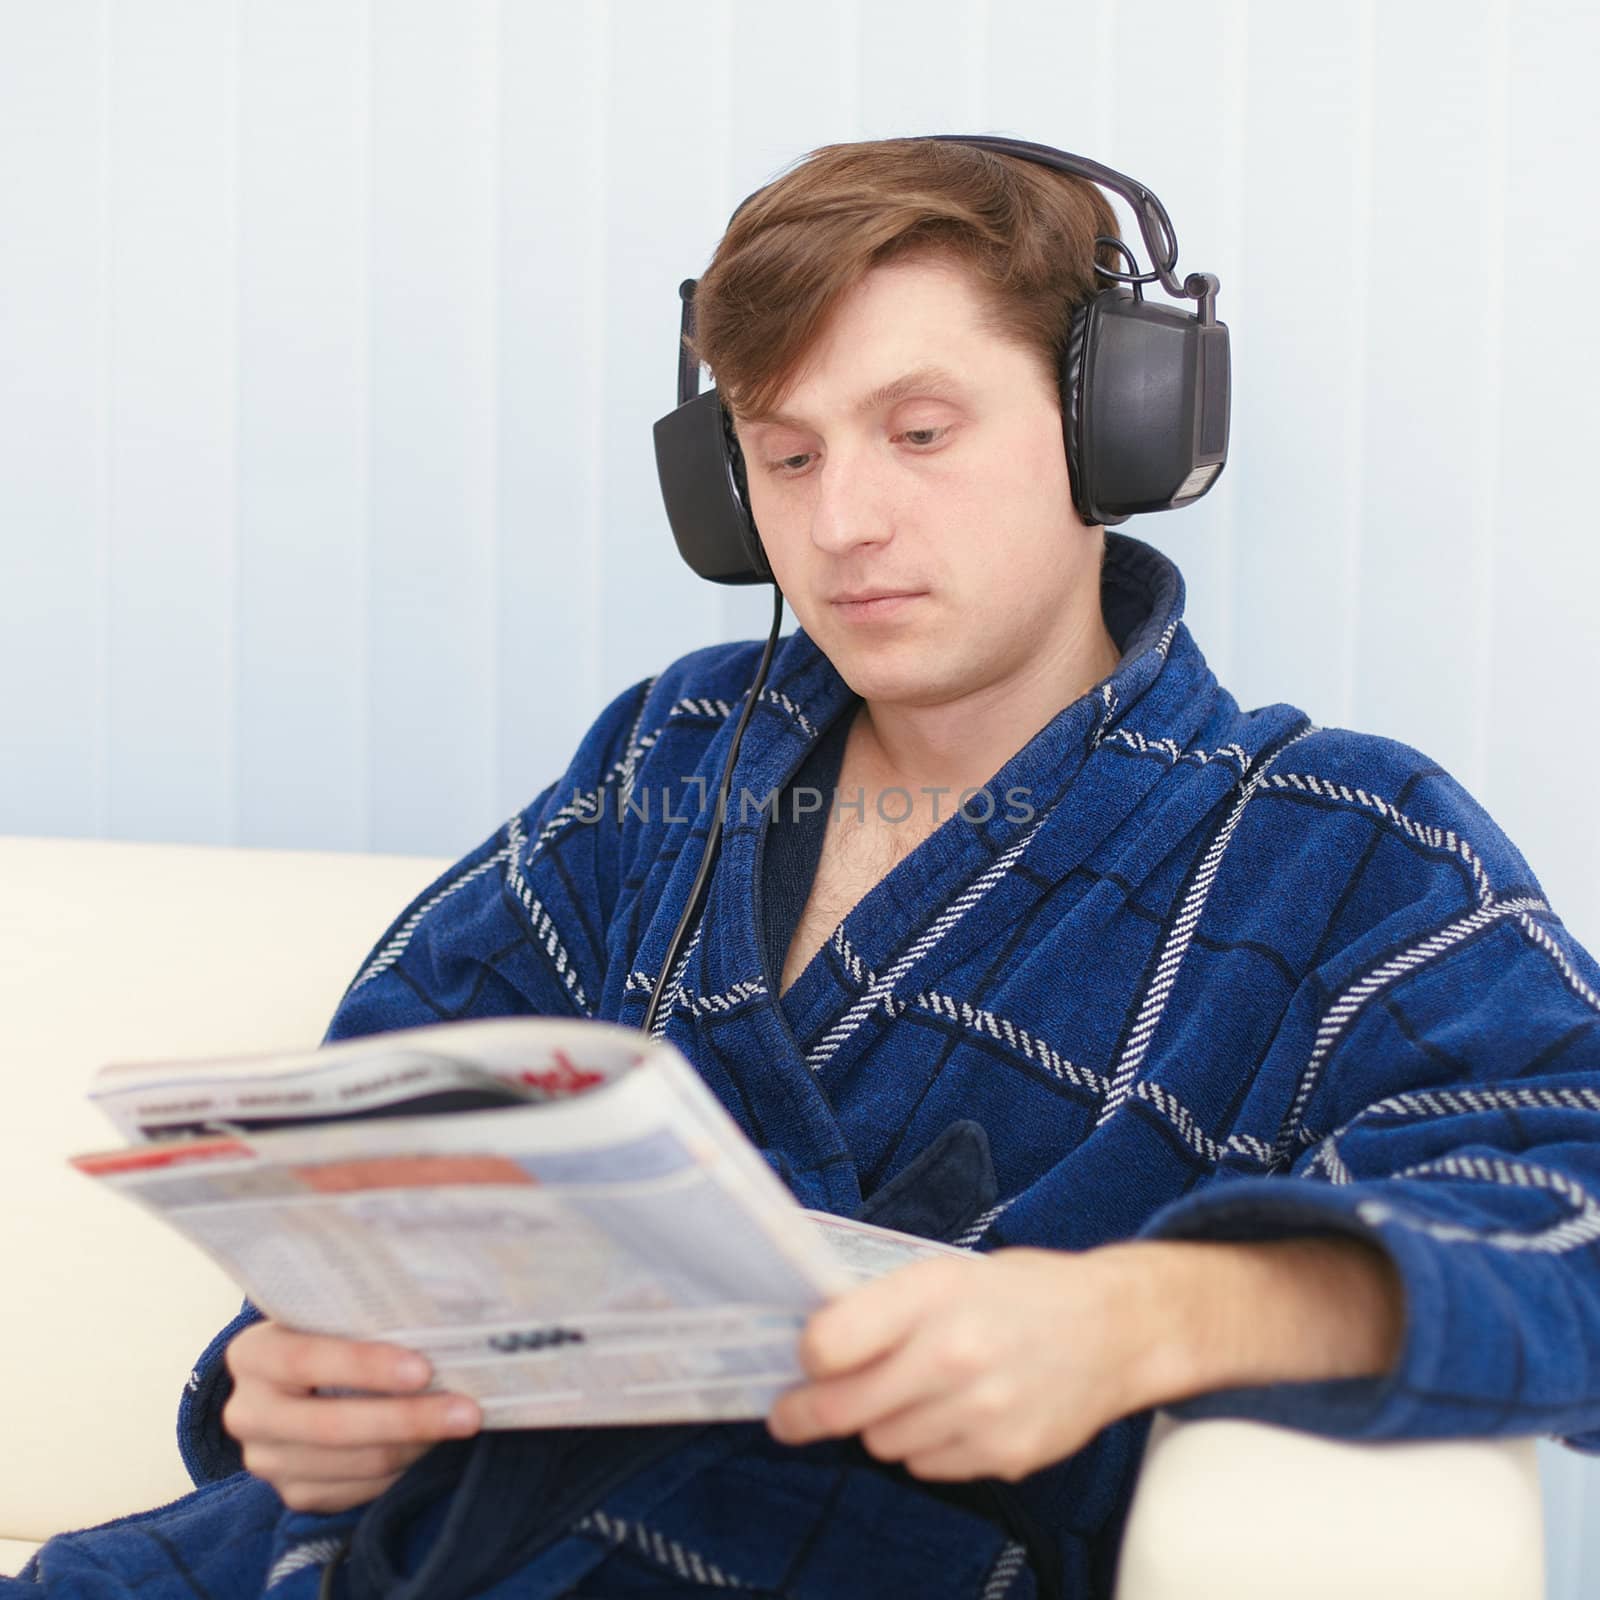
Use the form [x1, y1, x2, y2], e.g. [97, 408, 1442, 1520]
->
[1114, 1410, 1544, 1598]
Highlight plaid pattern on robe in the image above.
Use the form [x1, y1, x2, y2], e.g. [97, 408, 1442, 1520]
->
[15, 530, 1600, 1598]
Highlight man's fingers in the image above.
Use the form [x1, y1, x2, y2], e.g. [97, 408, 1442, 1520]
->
[799, 1257, 975, 1379]
[772, 1328, 952, 1444]
[275, 1474, 409, 1515]
[227, 1323, 431, 1395]
[243, 1437, 429, 1487]
[221, 1321, 483, 1513]
[224, 1388, 480, 1450]
[858, 1391, 974, 1464]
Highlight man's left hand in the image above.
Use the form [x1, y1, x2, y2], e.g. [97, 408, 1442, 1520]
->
[765, 1245, 1170, 1483]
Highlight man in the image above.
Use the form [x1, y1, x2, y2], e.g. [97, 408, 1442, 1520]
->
[18, 137, 1600, 1599]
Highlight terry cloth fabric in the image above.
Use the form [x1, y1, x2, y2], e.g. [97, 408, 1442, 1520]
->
[14, 529, 1600, 1599]
[760, 701, 853, 1013]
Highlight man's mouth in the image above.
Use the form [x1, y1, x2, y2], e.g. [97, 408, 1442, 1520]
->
[828, 590, 927, 622]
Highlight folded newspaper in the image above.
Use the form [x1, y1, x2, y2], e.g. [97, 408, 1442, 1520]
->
[71, 1018, 971, 1428]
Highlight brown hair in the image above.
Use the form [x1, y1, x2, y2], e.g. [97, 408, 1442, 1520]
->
[685, 137, 1123, 423]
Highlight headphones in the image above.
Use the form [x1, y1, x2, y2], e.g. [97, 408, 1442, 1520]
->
[652, 133, 1230, 586]
[639, 134, 1227, 1038]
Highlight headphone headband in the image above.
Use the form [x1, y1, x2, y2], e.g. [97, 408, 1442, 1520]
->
[911, 134, 1216, 315]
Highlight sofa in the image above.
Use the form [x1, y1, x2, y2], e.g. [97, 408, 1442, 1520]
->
[0, 834, 1549, 1595]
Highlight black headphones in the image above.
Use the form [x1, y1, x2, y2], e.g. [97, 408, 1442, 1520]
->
[638, 134, 1227, 1039]
[652, 133, 1230, 586]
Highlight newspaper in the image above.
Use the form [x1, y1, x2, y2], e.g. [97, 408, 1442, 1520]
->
[72, 1018, 973, 1426]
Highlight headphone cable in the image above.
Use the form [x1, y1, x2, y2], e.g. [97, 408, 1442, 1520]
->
[640, 582, 785, 1039]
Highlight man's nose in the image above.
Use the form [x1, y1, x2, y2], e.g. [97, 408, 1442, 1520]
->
[808, 443, 892, 555]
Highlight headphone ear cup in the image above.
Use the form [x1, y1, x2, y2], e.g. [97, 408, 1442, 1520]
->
[1060, 288, 1134, 529]
[719, 404, 772, 582]
[1069, 286, 1228, 523]
[1059, 301, 1092, 525]
[720, 402, 753, 511]
[652, 388, 773, 584]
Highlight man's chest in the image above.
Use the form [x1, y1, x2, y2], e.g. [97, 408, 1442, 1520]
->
[777, 784, 939, 998]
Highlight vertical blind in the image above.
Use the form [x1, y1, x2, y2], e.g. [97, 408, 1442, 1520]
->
[2, 2, 1597, 1588]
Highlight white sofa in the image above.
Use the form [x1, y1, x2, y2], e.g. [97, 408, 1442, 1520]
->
[0, 834, 1549, 1596]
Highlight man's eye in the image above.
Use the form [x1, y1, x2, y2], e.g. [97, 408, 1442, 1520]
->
[765, 427, 947, 475]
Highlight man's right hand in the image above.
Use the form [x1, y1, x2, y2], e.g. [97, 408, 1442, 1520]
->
[222, 1320, 483, 1512]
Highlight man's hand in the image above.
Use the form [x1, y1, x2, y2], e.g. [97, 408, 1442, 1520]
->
[766, 1246, 1167, 1484]
[766, 1233, 1407, 1487]
[222, 1320, 483, 1512]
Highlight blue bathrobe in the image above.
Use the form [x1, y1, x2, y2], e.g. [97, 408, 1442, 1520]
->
[16, 531, 1600, 1598]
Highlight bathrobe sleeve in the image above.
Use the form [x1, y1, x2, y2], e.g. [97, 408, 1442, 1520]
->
[176, 671, 660, 1485]
[1133, 740, 1600, 1451]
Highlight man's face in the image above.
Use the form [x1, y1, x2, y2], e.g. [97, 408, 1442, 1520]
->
[731, 253, 1103, 711]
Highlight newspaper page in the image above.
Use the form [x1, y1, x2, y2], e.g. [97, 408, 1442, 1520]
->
[73, 1020, 969, 1426]
[804, 1210, 976, 1281]
[85, 1017, 648, 1145]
